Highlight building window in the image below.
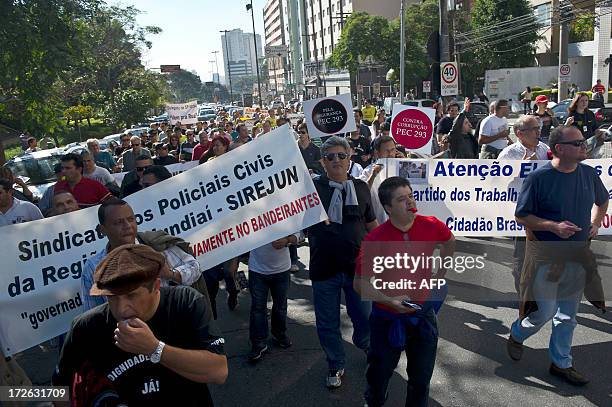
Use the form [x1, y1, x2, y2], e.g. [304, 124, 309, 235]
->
[533, 2, 551, 25]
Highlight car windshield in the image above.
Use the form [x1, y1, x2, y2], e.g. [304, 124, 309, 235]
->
[199, 109, 215, 115]
[6, 155, 62, 185]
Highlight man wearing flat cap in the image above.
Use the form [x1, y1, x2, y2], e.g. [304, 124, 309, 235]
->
[53, 244, 227, 406]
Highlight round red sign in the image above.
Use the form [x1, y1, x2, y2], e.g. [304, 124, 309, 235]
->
[391, 108, 433, 150]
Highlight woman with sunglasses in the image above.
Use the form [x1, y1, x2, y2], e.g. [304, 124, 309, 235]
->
[565, 93, 596, 140]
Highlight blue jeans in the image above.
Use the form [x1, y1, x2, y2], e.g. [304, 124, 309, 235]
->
[312, 272, 371, 370]
[249, 270, 290, 346]
[365, 311, 438, 407]
[511, 262, 585, 368]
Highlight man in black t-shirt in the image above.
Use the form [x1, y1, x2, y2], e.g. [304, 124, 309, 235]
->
[346, 129, 372, 168]
[53, 244, 227, 406]
[308, 136, 378, 389]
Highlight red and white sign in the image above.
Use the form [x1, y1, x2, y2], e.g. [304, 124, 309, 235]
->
[390, 104, 435, 154]
[559, 64, 571, 82]
[440, 61, 459, 96]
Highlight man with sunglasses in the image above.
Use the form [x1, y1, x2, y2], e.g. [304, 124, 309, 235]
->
[297, 123, 322, 175]
[308, 136, 378, 389]
[508, 125, 608, 386]
[115, 133, 132, 158]
[121, 135, 151, 172]
[120, 155, 153, 198]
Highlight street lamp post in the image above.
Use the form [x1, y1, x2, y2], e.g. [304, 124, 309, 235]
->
[246, 1, 263, 107]
[220, 30, 234, 104]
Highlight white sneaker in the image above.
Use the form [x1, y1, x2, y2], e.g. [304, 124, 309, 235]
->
[326, 368, 345, 389]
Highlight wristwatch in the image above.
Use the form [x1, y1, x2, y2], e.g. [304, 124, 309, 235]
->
[150, 340, 165, 364]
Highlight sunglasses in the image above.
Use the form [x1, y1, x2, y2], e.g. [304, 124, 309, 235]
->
[557, 139, 586, 147]
[324, 152, 348, 161]
[132, 143, 140, 146]
[136, 166, 149, 171]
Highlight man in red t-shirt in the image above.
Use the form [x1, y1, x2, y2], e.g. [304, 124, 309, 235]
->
[355, 176, 455, 407]
[54, 153, 111, 209]
[591, 79, 605, 101]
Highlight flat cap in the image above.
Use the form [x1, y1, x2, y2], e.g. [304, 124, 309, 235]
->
[90, 244, 165, 296]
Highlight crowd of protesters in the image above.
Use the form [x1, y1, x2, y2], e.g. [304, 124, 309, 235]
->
[0, 97, 608, 406]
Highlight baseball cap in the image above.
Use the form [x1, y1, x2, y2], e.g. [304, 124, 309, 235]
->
[90, 244, 164, 296]
[535, 95, 549, 104]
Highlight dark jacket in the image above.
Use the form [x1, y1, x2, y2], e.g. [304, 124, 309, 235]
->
[448, 112, 478, 158]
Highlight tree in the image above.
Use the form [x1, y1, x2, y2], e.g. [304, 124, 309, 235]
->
[570, 13, 594, 43]
[166, 70, 203, 102]
[328, 12, 391, 75]
[461, 0, 540, 92]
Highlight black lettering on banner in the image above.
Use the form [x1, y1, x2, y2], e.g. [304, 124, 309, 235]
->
[311, 98, 348, 134]
[19, 292, 83, 330]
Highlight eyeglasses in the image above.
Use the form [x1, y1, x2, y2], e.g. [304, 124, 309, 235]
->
[324, 152, 348, 161]
[557, 139, 587, 147]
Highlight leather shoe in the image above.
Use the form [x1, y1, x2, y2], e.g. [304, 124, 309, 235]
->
[507, 335, 523, 361]
[549, 364, 589, 386]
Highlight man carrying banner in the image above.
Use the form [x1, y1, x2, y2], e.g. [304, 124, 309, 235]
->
[50, 190, 80, 216]
[81, 198, 203, 311]
[359, 135, 397, 224]
[308, 136, 378, 389]
[355, 176, 455, 407]
[54, 244, 227, 406]
[508, 125, 608, 386]
[0, 179, 43, 226]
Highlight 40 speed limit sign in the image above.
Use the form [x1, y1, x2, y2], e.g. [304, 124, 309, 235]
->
[440, 61, 459, 96]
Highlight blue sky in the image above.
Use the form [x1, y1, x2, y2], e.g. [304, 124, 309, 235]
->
[112, 0, 267, 82]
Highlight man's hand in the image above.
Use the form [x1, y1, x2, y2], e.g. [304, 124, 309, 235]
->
[372, 164, 384, 177]
[271, 238, 288, 249]
[589, 223, 600, 239]
[160, 263, 174, 280]
[565, 116, 575, 126]
[553, 220, 582, 239]
[114, 318, 158, 355]
[383, 297, 418, 314]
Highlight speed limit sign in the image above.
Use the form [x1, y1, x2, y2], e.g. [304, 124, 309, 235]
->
[440, 61, 459, 96]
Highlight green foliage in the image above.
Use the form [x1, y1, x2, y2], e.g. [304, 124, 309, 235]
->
[166, 70, 203, 102]
[569, 13, 594, 43]
[329, 12, 392, 74]
[64, 105, 94, 123]
[461, 0, 540, 92]
[102, 88, 150, 128]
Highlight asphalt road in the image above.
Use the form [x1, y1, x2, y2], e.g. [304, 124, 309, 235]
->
[11, 238, 612, 407]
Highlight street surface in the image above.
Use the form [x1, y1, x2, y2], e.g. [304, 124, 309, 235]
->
[12, 238, 612, 407]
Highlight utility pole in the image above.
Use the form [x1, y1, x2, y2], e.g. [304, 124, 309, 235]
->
[399, 0, 406, 104]
[211, 51, 220, 83]
[558, 1, 570, 101]
[318, 0, 327, 97]
[439, 0, 450, 98]
[220, 30, 234, 103]
[308, 0, 320, 98]
[247, 0, 263, 107]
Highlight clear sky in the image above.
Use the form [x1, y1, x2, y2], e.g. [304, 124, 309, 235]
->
[112, 0, 268, 83]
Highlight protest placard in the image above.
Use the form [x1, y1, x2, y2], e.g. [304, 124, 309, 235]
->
[0, 125, 327, 355]
[303, 94, 356, 138]
[390, 104, 435, 155]
[166, 100, 198, 125]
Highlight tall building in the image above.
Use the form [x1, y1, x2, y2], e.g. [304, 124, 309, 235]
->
[220, 29, 262, 88]
[263, 0, 287, 94]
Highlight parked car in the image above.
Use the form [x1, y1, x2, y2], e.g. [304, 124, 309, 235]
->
[383, 98, 436, 116]
[456, 101, 489, 127]
[197, 108, 216, 122]
[3, 148, 65, 200]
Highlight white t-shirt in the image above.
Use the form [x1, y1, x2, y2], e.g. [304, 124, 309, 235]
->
[498, 141, 550, 160]
[0, 198, 43, 227]
[479, 115, 508, 150]
[85, 166, 116, 186]
[349, 161, 364, 178]
[249, 233, 301, 275]
[358, 163, 388, 225]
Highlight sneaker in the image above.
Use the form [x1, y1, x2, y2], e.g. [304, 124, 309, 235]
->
[507, 335, 523, 361]
[228, 292, 238, 311]
[236, 270, 249, 290]
[549, 364, 589, 386]
[290, 264, 299, 273]
[248, 344, 268, 363]
[326, 368, 345, 389]
[273, 335, 292, 349]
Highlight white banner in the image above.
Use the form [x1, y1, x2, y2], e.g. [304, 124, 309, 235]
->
[112, 161, 199, 185]
[303, 93, 356, 138]
[379, 158, 612, 236]
[0, 125, 327, 355]
[166, 100, 198, 125]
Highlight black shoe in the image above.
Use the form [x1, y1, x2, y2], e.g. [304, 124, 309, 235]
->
[273, 335, 292, 349]
[248, 344, 268, 363]
[228, 292, 238, 311]
[507, 335, 523, 361]
[549, 364, 589, 386]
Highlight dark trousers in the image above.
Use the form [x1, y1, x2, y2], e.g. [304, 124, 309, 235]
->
[289, 245, 298, 264]
[204, 262, 239, 319]
[365, 312, 438, 407]
[249, 270, 290, 345]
